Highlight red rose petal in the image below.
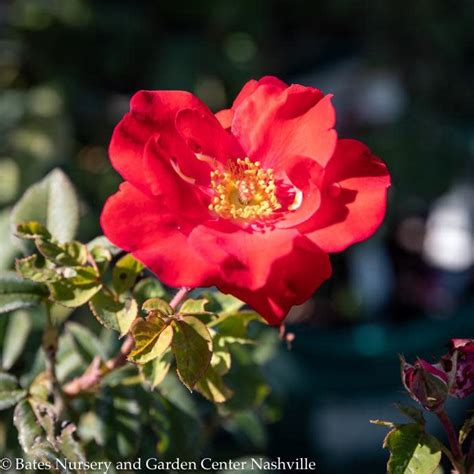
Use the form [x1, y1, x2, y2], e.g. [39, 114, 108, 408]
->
[300, 139, 390, 253]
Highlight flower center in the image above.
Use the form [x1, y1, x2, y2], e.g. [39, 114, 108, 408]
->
[208, 158, 281, 221]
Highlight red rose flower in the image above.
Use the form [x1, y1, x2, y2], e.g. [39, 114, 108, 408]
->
[101, 76, 390, 324]
[401, 357, 449, 411]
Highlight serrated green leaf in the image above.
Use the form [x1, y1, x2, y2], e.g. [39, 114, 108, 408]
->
[16, 254, 59, 283]
[89, 290, 137, 337]
[0, 372, 27, 410]
[384, 423, 441, 474]
[16, 221, 52, 240]
[195, 366, 233, 403]
[2, 310, 32, 370]
[14, 399, 45, 453]
[133, 277, 166, 305]
[11, 168, 79, 244]
[396, 404, 425, 426]
[129, 314, 173, 364]
[209, 310, 266, 342]
[48, 267, 101, 308]
[112, 254, 144, 294]
[141, 351, 173, 389]
[172, 316, 212, 390]
[37, 239, 88, 267]
[0, 271, 48, 313]
[142, 297, 174, 316]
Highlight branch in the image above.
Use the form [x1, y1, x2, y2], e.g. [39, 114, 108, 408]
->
[63, 286, 191, 397]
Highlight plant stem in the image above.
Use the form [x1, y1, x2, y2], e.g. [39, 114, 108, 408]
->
[43, 309, 69, 416]
[436, 409, 465, 473]
[63, 286, 191, 397]
[169, 286, 191, 310]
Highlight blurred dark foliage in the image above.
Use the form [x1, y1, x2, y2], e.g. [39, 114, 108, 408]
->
[1, 1, 474, 472]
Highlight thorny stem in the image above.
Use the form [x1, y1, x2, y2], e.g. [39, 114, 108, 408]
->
[63, 286, 191, 397]
[436, 409, 466, 474]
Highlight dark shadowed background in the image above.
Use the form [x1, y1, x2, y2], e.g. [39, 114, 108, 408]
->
[1, 1, 473, 472]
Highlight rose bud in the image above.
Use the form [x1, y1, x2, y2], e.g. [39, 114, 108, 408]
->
[441, 339, 474, 399]
[401, 356, 449, 411]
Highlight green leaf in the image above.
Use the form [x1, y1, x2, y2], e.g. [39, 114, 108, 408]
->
[112, 254, 144, 294]
[180, 298, 209, 314]
[2, 310, 32, 370]
[0, 372, 27, 410]
[142, 297, 174, 316]
[396, 403, 425, 426]
[231, 411, 267, 450]
[29, 398, 58, 447]
[77, 411, 106, 446]
[0, 208, 19, 270]
[87, 235, 121, 256]
[29, 372, 52, 401]
[141, 351, 173, 389]
[66, 321, 108, 362]
[89, 246, 112, 274]
[129, 313, 174, 364]
[90, 290, 137, 337]
[16, 221, 52, 240]
[57, 423, 87, 469]
[195, 366, 233, 403]
[460, 415, 474, 445]
[384, 423, 442, 474]
[209, 310, 266, 342]
[0, 271, 48, 313]
[180, 298, 215, 323]
[133, 277, 166, 305]
[37, 239, 88, 266]
[16, 254, 59, 283]
[48, 267, 101, 307]
[202, 291, 245, 314]
[11, 168, 80, 244]
[172, 316, 212, 390]
[210, 340, 232, 375]
[13, 399, 45, 453]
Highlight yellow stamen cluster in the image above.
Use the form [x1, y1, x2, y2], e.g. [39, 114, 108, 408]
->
[209, 158, 281, 221]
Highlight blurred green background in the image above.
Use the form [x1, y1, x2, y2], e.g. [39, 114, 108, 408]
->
[1, 0, 474, 472]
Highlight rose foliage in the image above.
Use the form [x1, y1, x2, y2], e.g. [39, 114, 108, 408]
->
[0, 169, 281, 467]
